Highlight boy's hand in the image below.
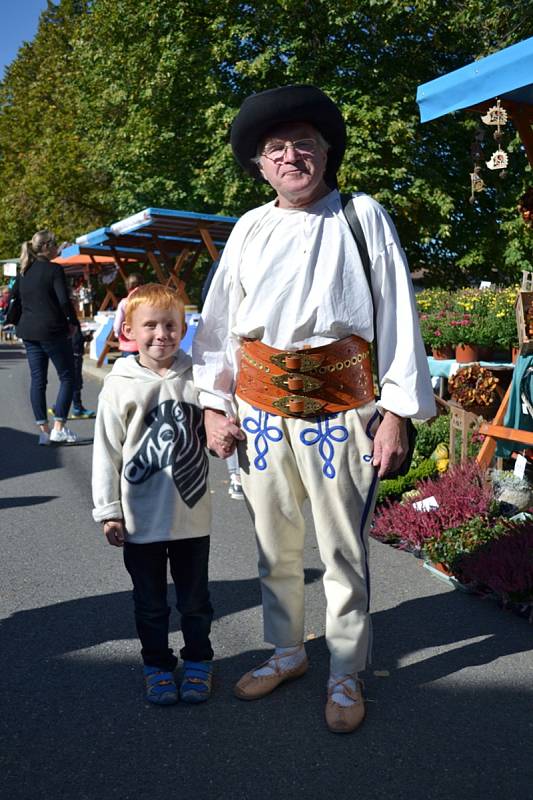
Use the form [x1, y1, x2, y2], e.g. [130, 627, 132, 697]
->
[204, 408, 245, 459]
[103, 519, 126, 547]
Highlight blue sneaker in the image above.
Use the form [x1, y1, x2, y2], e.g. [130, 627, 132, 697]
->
[143, 666, 178, 705]
[180, 661, 213, 704]
[71, 406, 96, 418]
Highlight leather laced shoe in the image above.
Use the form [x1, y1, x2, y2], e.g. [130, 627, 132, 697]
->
[325, 677, 365, 733]
[234, 651, 308, 701]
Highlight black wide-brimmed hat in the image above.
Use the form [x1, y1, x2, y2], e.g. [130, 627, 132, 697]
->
[230, 84, 346, 187]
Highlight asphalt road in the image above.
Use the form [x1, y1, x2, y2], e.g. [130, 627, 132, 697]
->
[1, 341, 532, 800]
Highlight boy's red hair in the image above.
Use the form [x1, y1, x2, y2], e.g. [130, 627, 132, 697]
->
[125, 283, 186, 327]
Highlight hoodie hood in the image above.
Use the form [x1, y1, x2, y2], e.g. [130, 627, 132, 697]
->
[104, 350, 192, 383]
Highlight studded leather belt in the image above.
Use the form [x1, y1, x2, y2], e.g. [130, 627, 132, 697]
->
[236, 335, 375, 417]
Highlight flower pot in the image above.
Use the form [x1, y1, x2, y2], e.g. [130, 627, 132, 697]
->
[432, 561, 452, 576]
[455, 344, 480, 363]
[432, 346, 454, 360]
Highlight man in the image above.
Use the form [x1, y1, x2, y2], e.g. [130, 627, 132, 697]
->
[193, 85, 435, 733]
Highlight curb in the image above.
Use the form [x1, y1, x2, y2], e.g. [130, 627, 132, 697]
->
[82, 357, 112, 384]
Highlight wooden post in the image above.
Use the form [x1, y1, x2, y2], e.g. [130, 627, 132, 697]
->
[198, 226, 220, 262]
[476, 385, 511, 468]
[448, 401, 483, 466]
[146, 251, 169, 286]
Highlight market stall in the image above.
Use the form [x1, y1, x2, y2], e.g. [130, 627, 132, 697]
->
[416, 35, 533, 467]
[61, 206, 238, 365]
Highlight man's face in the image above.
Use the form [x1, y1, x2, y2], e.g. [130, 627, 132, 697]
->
[124, 303, 185, 374]
[257, 122, 329, 208]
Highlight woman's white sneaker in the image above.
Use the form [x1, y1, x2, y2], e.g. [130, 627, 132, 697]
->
[50, 427, 78, 443]
[38, 431, 50, 446]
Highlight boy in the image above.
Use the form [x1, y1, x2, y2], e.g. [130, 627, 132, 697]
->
[92, 284, 214, 705]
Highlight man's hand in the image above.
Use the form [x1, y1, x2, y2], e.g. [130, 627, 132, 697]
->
[204, 408, 246, 459]
[372, 411, 408, 478]
[103, 519, 126, 547]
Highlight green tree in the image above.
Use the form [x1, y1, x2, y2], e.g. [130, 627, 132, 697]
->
[0, 0, 532, 290]
[0, 1, 110, 254]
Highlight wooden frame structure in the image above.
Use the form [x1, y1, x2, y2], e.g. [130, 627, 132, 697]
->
[61, 207, 238, 367]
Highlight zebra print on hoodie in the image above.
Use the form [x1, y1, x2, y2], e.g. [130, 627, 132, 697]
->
[124, 399, 208, 508]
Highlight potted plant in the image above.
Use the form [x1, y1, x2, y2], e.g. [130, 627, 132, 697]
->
[418, 309, 456, 359]
[453, 521, 533, 620]
[371, 460, 495, 553]
[475, 287, 520, 359]
[423, 515, 509, 574]
[417, 289, 455, 358]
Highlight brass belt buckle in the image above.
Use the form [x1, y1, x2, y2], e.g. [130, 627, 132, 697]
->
[272, 395, 325, 416]
[270, 373, 323, 393]
[270, 351, 324, 373]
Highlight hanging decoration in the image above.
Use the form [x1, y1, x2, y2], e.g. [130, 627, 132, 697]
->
[469, 127, 486, 203]
[481, 99, 509, 176]
[469, 167, 485, 202]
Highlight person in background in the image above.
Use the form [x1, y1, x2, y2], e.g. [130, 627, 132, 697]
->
[113, 273, 144, 356]
[12, 230, 79, 445]
[51, 310, 95, 419]
[69, 323, 95, 417]
[0, 287, 10, 341]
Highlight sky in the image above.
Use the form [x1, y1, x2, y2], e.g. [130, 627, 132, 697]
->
[0, 0, 49, 78]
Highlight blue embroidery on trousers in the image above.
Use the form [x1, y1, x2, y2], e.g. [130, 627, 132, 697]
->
[300, 415, 349, 479]
[363, 409, 381, 464]
[242, 408, 283, 471]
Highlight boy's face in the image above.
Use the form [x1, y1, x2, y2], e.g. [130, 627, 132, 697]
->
[123, 303, 185, 374]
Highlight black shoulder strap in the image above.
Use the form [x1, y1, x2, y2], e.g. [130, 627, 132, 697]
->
[340, 192, 379, 380]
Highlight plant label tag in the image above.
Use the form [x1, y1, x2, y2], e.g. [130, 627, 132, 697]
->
[479, 281, 492, 289]
[514, 454, 527, 479]
[412, 495, 439, 512]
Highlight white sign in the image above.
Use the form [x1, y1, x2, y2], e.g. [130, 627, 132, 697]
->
[3, 262, 17, 277]
[479, 281, 492, 289]
[514, 454, 527, 480]
[412, 495, 439, 512]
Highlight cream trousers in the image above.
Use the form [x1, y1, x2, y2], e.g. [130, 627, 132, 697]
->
[236, 398, 381, 675]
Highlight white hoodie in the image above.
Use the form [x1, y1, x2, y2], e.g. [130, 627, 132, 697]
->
[92, 352, 211, 543]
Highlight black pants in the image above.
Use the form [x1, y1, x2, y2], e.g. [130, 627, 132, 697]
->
[71, 327, 84, 407]
[123, 537, 214, 671]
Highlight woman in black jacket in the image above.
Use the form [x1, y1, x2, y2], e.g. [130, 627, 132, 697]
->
[13, 230, 78, 445]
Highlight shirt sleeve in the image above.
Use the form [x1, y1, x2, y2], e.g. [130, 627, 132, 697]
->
[360, 201, 436, 420]
[92, 396, 126, 522]
[192, 246, 243, 414]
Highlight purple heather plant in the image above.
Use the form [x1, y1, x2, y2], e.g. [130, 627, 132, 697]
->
[372, 461, 495, 552]
[454, 523, 533, 604]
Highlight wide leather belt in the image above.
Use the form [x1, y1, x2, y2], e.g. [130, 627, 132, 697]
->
[236, 335, 375, 417]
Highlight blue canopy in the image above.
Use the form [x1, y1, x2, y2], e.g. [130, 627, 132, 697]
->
[416, 36, 533, 123]
[71, 207, 237, 255]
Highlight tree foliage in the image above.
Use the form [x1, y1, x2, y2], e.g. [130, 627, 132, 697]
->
[1, 0, 532, 288]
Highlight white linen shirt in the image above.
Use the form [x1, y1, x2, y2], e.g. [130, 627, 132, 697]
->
[193, 189, 435, 420]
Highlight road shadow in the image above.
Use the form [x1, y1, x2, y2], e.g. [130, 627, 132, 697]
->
[0, 494, 58, 510]
[0, 426, 63, 480]
[1, 578, 531, 800]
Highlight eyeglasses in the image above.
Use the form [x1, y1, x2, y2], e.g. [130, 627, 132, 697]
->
[261, 138, 318, 162]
